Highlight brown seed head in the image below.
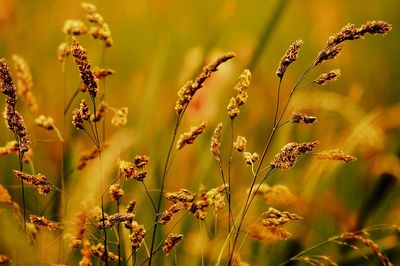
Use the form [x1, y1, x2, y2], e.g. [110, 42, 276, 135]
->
[79, 240, 92, 266]
[109, 183, 124, 201]
[71, 37, 99, 98]
[176, 121, 206, 150]
[314, 45, 343, 66]
[314, 69, 341, 85]
[111, 107, 128, 127]
[0, 255, 10, 264]
[72, 108, 85, 130]
[79, 99, 92, 120]
[97, 212, 134, 230]
[90, 243, 118, 262]
[120, 160, 147, 181]
[0, 140, 19, 155]
[163, 234, 183, 255]
[271, 141, 319, 170]
[358, 20, 392, 36]
[165, 189, 195, 203]
[93, 67, 115, 80]
[276, 40, 303, 78]
[13, 170, 51, 195]
[228, 69, 251, 119]
[175, 52, 235, 114]
[243, 152, 259, 165]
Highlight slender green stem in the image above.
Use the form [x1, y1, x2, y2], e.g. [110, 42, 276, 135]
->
[142, 181, 157, 213]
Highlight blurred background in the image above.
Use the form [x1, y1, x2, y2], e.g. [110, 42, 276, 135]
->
[0, 0, 399, 265]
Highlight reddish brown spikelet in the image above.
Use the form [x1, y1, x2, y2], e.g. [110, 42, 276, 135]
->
[134, 155, 150, 169]
[97, 212, 134, 229]
[314, 45, 343, 66]
[120, 160, 147, 181]
[358, 21, 392, 36]
[261, 207, 303, 240]
[163, 234, 183, 255]
[175, 52, 235, 114]
[13, 170, 51, 195]
[176, 121, 206, 150]
[91, 100, 107, 122]
[79, 99, 92, 120]
[314, 69, 341, 85]
[276, 40, 303, 78]
[315, 149, 357, 163]
[79, 240, 92, 266]
[159, 203, 185, 225]
[271, 141, 319, 170]
[90, 243, 118, 262]
[72, 108, 85, 129]
[71, 37, 98, 98]
[30, 215, 59, 230]
[93, 67, 115, 80]
[327, 23, 361, 46]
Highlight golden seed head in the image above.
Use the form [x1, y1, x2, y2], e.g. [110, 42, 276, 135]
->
[227, 97, 240, 119]
[120, 160, 147, 181]
[12, 54, 37, 113]
[233, 135, 247, 152]
[290, 112, 317, 124]
[163, 234, 183, 255]
[314, 69, 341, 85]
[111, 107, 128, 127]
[96, 212, 134, 230]
[315, 149, 357, 163]
[271, 141, 319, 170]
[63, 19, 88, 35]
[79, 240, 92, 266]
[134, 155, 150, 169]
[315, 45, 343, 66]
[58, 42, 71, 62]
[176, 121, 206, 150]
[175, 53, 235, 115]
[210, 123, 222, 159]
[93, 67, 115, 80]
[358, 20, 392, 36]
[35, 115, 54, 130]
[81, 2, 113, 47]
[90, 243, 119, 262]
[79, 99, 92, 120]
[276, 40, 303, 78]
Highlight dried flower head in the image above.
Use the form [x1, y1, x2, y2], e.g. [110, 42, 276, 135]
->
[234, 135, 247, 152]
[79, 99, 92, 120]
[159, 203, 185, 225]
[12, 55, 38, 113]
[165, 189, 195, 203]
[290, 112, 317, 124]
[210, 123, 222, 159]
[63, 19, 88, 35]
[260, 207, 303, 240]
[327, 23, 361, 47]
[71, 37, 98, 98]
[315, 149, 357, 163]
[176, 121, 206, 150]
[163, 234, 183, 255]
[314, 69, 341, 85]
[134, 155, 150, 169]
[0, 140, 19, 155]
[109, 183, 124, 201]
[358, 20, 392, 36]
[90, 243, 118, 262]
[129, 222, 146, 253]
[35, 115, 54, 130]
[111, 107, 128, 127]
[227, 69, 251, 119]
[81, 3, 113, 47]
[271, 141, 319, 170]
[276, 40, 303, 78]
[175, 52, 235, 114]
[30, 215, 59, 230]
[13, 170, 51, 195]
[58, 42, 71, 62]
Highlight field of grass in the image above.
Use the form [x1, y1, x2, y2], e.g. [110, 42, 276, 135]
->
[0, 0, 399, 265]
